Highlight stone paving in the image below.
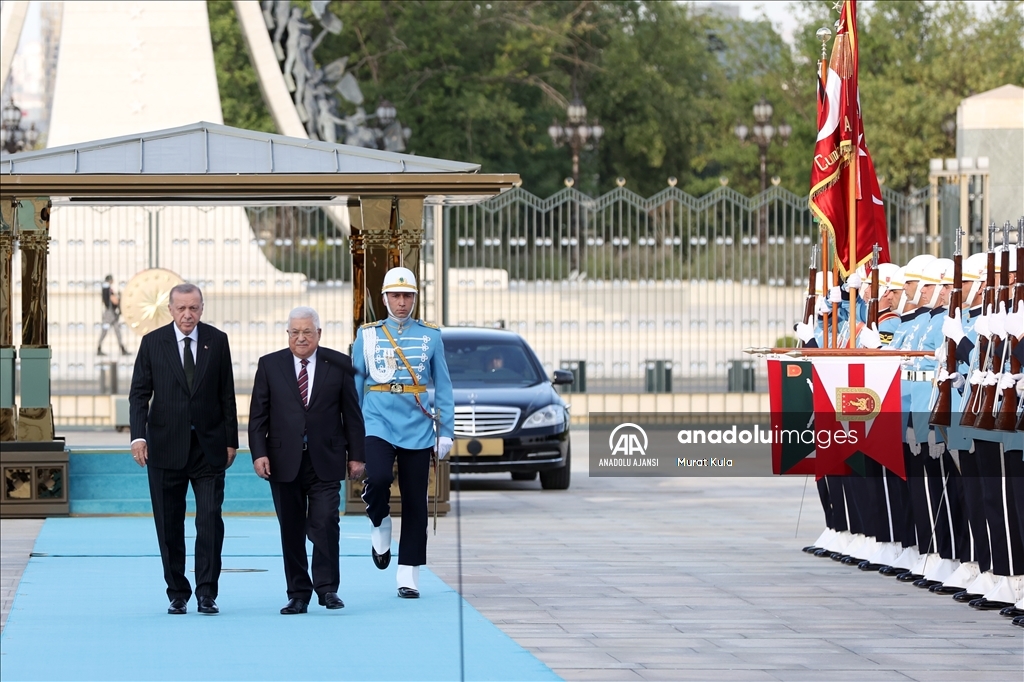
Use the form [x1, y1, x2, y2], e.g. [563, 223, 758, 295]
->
[2, 428, 1021, 680]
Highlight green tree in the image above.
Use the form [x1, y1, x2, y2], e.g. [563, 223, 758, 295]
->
[795, 0, 1024, 192]
[208, 1, 275, 133]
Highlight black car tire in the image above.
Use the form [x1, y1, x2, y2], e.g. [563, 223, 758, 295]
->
[511, 471, 537, 481]
[539, 445, 571, 490]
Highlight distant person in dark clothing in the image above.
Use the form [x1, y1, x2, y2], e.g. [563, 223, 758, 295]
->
[97, 274, 129, 356]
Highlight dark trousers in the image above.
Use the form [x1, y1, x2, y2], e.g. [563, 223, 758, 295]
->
[889, 448, 917, 547]
[956, 450, 991, 566]
[1008, 450, 1024, 552]
[147, 431, 225, 601]
[269, 449, 341, 602]
[975, 440, 1024, 575]
[362, 436, 430, 567]
[822, 476, 849, 532]
[816, 477, 835, 530]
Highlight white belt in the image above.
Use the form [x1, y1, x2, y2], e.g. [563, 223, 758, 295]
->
[901, 370, 935, 382]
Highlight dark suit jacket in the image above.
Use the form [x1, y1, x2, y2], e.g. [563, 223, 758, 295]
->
[129, 321, 239, 471]
[248, 347, 365, 483]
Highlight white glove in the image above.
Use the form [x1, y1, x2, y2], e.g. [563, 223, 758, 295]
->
[436, 436, 454, 460]
[942, 308, 965, 345]
[846, 272, 863, 290]
[906, 427, 921, 456]
[969, 369, 985, 386]
[933, 344, 946, 363]
[989, 302, 1007, 339]
[860, 323, 881, 349]
[974, 313, 990, 339]
[937, 368, 966, 391]
[998, 373, 1021, 391]
[1006, 301, 1024, 339]
[829, 286, 844, 304]
[983, 371, 999, 386]
[815, 296, 830, 317]
[927, 429, 945, 459]
[796, 319, 816, 344]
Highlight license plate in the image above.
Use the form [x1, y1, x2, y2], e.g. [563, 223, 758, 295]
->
[453, 438, 504, 457]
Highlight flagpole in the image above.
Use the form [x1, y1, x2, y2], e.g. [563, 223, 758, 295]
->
[815, 33, 835, 348]
[821, 226, 830, 347]
[845, 0, 859, 348]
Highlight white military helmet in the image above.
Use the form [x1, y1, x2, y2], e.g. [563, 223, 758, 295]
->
[381, 267, 418, 294]
[992, 246, 1018, 274]
[813, 270, 836, 297]
[962, 252, 988, 305]
[901, 254, 936, 282]
[919, 258, 954, 307]
[876, 262, 902, 295]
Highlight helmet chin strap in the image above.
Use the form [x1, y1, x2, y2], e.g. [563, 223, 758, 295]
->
[383, 293, 415, 321]
[896, 290, 909, 315]
[926, 285, 942, 309]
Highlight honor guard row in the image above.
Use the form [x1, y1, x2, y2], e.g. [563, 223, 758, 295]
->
[797, 219, 1024, 629]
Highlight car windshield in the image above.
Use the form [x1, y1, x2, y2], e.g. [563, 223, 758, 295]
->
[443, 339, 544, 387]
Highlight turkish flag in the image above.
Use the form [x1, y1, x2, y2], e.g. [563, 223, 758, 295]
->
[811, 357, 905, 480]
[808, 0, 890, 276]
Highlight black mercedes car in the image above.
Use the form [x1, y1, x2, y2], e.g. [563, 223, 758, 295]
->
[440, 327, 574, 489]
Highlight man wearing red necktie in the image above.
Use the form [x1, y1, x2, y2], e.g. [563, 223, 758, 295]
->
[249, 306, 365, 614]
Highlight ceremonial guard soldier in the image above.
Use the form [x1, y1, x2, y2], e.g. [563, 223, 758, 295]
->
[352, 267, 455, 598]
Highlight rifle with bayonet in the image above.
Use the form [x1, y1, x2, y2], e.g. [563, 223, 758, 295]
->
[961, 224, 998, 427]
[930, 227, 963, 427]
[975, 222, 1011, 430]
[1016, 218, 1024, 432]
[996, 217, 1023, 431]
[867, 243, 880, 329]
[801, 244, 819, 348]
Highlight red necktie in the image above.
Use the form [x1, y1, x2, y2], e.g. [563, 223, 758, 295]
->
[298, 359, 309, 408]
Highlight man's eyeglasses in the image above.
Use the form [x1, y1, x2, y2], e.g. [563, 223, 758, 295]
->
[287, 329, 317, 339]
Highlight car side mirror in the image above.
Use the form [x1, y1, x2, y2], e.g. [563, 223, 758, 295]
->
[552, 369, 575, 385]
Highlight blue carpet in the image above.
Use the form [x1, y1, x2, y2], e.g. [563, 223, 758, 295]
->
[0, 518, 559, 682]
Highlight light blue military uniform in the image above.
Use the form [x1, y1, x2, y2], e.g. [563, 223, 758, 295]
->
[352, 317, 455, 448]
[908, 308, 948, 443]
[889, 308, 932, 440]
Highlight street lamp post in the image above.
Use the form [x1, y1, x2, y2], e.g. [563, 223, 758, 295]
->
[548, 96, 604, 190]
[549, 95, 604, 275]
[734, 97, 791, 239]
[1, 99, 38, 155]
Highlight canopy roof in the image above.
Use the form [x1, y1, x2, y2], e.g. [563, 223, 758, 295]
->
[0, 122, 518, 203]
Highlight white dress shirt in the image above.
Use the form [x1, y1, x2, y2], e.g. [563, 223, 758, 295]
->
[173, 324, 199, 366]
[294, 350, 317, 405]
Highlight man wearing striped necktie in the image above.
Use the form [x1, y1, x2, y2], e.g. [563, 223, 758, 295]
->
[249, 306, 365, 615]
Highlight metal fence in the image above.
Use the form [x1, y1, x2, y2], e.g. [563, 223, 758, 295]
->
[8, 182, 960, 424]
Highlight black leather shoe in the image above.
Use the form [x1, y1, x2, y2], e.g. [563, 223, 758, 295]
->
[197, 596, 219, 615]
[857, 561, 883, 571]
[953, 591, 981, 602]
[814, 548, 831, 557]
[896, 572, 922, 582]
[840, 555, 862, 565]
[167, 598, 187, 615]
[971, 598, 1015, 610]
[397, 587, 420, 599]
[373, 547, 391, 570]
[913, 579, 941, 589]
[998, 606, 1024, 618]
[319, 592, 345, 610]
[280, 598, 308, 614]
[1013, 616, 1024, 627]
[929, 583, 964, 595]
[878, 565, 905, 576]
[802, 546, 820, 553]
[829, 552, 845, 561]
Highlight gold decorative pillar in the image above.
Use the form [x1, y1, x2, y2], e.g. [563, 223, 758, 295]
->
[349, 196, 427, 337]
[16, 197, 54, 441]
[0, 200, 17, 441]
[396, 197, 425, 319]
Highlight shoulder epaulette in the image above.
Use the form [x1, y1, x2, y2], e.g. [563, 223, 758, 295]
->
[419, 320, 440, 330]
[359, 321, 384, 329]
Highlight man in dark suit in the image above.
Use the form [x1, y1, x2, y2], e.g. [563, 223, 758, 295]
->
[129, 283, 238, 616]
[249, 306, 365, 615]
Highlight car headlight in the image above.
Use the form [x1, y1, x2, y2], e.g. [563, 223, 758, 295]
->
[522, 405, 564, 429]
